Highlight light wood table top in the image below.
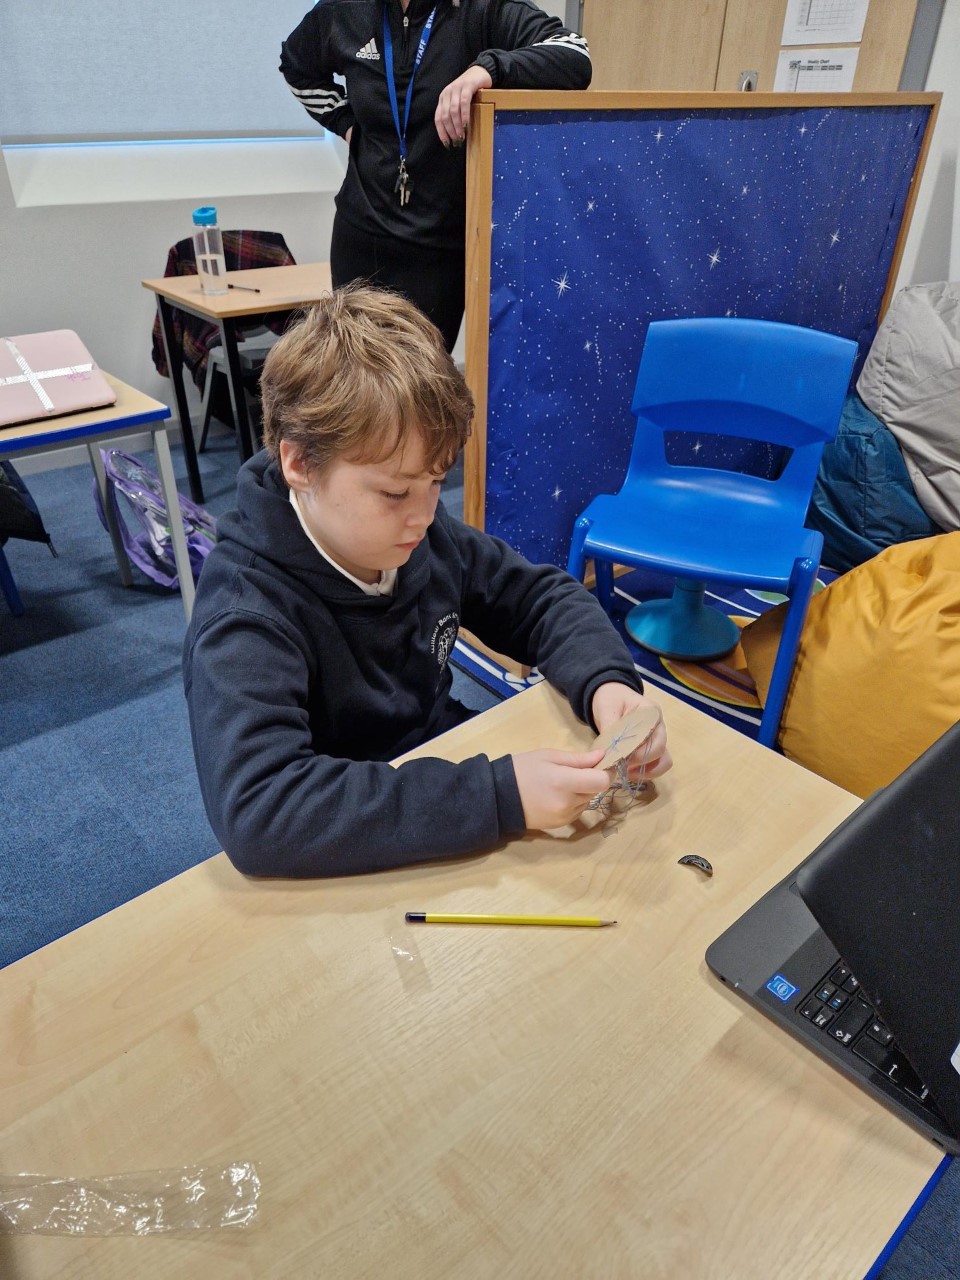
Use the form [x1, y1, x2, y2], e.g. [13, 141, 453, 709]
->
[0, 374, 169, 452]
[141, 262, 333, 320]
[0, 685, 940, 1278]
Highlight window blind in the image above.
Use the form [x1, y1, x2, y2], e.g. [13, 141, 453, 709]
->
[2, 0, 320, 142]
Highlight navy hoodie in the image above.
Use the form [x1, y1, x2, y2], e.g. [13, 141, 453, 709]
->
[183, 453, 642, 876]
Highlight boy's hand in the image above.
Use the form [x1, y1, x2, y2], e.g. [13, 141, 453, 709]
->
[435, 65, 492, 147]
[591, 683, 673, 782]
[512, 749, 611, 831]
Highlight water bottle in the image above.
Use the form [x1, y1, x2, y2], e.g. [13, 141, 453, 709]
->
[192, 206, 228, 295]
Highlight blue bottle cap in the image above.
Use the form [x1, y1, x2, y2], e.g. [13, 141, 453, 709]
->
[192, 206, 218, 227]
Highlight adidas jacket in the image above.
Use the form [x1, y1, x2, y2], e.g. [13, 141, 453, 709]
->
[280, 0, 591, 250]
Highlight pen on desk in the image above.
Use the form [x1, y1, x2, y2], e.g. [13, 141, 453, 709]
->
[227, 282, 261, 293]
[405, 912, 616, 928]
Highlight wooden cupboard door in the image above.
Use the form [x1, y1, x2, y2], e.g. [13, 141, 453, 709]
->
[713, 0, 787, 92]
[715, 0, 919, 92]
[581, 0, 728, 91]
[854, 0, 920, 89]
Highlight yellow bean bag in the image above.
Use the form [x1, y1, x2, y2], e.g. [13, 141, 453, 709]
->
[740, 532, 960, 797]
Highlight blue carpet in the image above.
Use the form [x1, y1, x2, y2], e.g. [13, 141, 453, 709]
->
[0, 437, 494, 969]
[1, 441, 235, 967]
[0, 437, 955, 1277]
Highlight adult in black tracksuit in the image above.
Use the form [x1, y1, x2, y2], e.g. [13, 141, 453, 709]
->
[280, 0, 591, 350]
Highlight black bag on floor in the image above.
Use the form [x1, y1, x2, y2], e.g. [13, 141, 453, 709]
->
[0, 461, 56, 554]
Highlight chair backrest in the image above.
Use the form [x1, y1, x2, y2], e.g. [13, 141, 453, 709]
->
[626, 317, 858, 511]
[166, 229, 296, 277]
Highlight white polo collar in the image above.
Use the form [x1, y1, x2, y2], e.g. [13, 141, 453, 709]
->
[289, 489, 397, 597]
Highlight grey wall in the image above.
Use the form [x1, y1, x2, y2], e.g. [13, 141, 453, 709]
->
[0, 171, 336, 432]
[895, 0, 960, 286]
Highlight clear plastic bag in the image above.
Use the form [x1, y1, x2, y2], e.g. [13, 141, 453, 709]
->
[92, 447, 216, 589]
[0, 1162, 259, 1235]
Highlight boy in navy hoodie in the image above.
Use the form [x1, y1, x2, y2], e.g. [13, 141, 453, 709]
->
[183, 286, 670, 876]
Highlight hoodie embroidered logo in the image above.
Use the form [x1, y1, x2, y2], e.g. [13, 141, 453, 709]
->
[356, 39, 380, 61]
[430, 613, 459, 673]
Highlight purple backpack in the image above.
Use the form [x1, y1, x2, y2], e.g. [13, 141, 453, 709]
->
[93, 448, 216, 589]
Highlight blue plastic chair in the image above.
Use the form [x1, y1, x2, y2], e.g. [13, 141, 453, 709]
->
[566, 317, 857, 748]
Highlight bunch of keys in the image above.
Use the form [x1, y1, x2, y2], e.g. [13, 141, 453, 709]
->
[395, 160, 413, 207]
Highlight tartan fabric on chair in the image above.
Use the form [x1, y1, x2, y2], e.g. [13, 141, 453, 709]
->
[150, 230, 296, 393]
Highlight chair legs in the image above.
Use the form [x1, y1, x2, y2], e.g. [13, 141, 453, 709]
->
[567, 518, 616, 615]
[198, 349, 234, 453]
[197, 360, 216, 454]
[569, 510, 816, 751]
[566, 517, 591, 583]
[198, 348, 267, 455]
[757, 556, 818, 748]
[594, 560, 615, 614]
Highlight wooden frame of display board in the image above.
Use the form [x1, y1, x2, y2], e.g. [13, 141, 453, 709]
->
[463, 91, 939, 563]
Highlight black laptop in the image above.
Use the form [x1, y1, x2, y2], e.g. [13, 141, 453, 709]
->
[706, 719, 960, 1154]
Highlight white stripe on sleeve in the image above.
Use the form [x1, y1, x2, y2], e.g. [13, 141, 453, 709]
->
[534, 33, 591, 60]
[288, 85, 348, 111]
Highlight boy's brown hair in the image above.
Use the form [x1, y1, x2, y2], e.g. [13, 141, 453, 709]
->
[260, 284, 473, 475]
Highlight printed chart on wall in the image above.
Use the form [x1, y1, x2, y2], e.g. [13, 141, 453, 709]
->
[775, 0, 869, 92]
[781, 0, 870, 45]
[774, 48, 859, 92]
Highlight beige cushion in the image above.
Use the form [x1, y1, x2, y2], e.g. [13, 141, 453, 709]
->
[857, 282, 960, 531]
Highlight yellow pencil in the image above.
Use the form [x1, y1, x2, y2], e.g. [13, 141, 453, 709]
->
[404, 912, 616, 927]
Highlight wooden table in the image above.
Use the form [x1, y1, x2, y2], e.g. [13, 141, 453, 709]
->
[0, 685, 941, 1277]
[0, 374, 195, 620]
[142, 263, 333, 502]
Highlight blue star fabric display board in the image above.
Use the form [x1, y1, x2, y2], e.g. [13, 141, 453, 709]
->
[483, 102, 932, 569]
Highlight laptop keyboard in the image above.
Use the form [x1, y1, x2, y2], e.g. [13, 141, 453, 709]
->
[796, 961, 938, 1112]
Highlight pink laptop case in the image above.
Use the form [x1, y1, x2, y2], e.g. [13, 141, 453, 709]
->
[0, 330, 117, 428]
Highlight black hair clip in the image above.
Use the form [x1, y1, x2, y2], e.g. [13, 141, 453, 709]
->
[678, 854, 713, 877]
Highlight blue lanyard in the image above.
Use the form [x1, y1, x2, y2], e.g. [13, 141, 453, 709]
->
[382, 2, 438, 162]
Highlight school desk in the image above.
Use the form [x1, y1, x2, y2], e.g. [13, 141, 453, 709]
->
[142, 263, 333, 501]
[0, 683, 942, 1277]
[0, 374, 195, 620]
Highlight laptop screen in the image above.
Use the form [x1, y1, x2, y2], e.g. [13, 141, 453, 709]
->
[796, 719, 960, 1140]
